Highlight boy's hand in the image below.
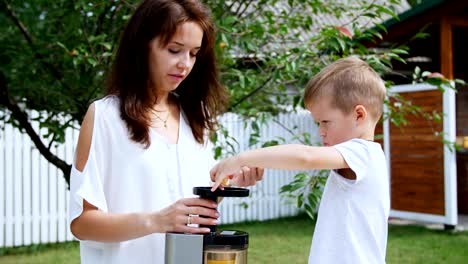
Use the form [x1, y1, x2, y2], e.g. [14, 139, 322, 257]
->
[230, 166, 264, 187]
[210, 157, 242, 191]
[210, 157, 265, 191]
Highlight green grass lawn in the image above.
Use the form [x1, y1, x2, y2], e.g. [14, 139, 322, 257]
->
[1, 215, 467, 263]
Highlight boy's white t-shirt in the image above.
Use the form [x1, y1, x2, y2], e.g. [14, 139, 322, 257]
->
[68, 96, 214, 264]
[308, 138, 390, 264]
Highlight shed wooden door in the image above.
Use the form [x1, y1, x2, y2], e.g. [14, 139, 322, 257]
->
[384, 84, 457, 225]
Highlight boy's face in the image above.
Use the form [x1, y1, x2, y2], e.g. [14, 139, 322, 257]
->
[307, 96, 359, 146]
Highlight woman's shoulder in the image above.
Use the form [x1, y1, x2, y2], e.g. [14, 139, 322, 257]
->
[93, 95, 120, 112]
[90, 95, 122, 125]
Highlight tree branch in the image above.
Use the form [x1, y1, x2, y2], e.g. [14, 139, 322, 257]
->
[273, 119, 307, 145]
[341, 0, 378, 27]
[228, 75, 274, 111]
[94, 2, 115, 36]
[236, 0, 255, 18]
[0, 71, 72, 186]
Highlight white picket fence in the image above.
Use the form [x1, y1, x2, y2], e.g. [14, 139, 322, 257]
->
[0, 110, 318, 248]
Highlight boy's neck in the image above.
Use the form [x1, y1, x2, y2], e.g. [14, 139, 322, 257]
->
[357, 121, 377, 141]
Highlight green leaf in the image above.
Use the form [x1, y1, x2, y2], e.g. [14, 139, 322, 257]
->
[87, 57, 98, 67]
[262, 140, 279, 147]
[414, 66, 421, 76]
[421, 71, 431, 77]
[100, 42, 112, 50]
[238, 202, 249, 209]
[56, 41, 69, 51]
[392, 48, 409, 55]
[374, 4, 397, 18]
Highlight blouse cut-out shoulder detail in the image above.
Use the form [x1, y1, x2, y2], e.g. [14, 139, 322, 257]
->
[74, 103, 96, 172]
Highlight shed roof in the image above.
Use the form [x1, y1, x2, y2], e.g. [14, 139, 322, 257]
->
[381, 0, 446, 30]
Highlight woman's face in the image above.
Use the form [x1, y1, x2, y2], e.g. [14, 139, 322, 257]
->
[148, 21, 203, 94]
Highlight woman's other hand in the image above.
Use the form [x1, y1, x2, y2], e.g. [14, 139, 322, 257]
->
[154, 198, 218, 234]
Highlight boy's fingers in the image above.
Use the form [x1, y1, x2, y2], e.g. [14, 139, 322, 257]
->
[209, 167, 217, 181]
[210, 171, 215, 182]
[211, 177, 222, 192]
[211, 182, 220, 192]
[256, 167, 265, 180]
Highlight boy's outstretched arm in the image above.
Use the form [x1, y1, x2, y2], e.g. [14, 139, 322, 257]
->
[210, 144, 348, 191]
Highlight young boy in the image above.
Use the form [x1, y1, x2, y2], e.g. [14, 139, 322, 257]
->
[211, 57, 390, 264]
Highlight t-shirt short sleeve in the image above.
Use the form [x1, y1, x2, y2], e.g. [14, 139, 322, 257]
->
[333, 139, 371, 184]
[68, 100, 109, 236]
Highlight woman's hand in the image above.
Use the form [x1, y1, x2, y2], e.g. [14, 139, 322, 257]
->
[154, 198, 219, 234]
[70, 197, 218, 242]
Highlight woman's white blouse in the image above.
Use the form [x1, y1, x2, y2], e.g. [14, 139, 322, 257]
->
[68, 96, 214, 264]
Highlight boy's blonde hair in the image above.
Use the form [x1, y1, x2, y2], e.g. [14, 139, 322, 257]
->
[304, 57, 386, 121]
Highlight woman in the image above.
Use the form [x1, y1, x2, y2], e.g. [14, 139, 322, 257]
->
[68, 0, 263, 263]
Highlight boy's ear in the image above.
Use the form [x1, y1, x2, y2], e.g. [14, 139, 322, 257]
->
[354, 105, 367, 122]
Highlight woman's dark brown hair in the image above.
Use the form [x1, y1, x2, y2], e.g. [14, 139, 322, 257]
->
[106, 0, 228, 147]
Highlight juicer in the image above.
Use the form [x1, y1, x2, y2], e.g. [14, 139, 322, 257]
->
[165, 186, 249, 264]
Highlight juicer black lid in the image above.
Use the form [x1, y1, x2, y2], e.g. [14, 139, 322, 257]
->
[204, 230, 249, 247]
[194, 187, 250, 233]
[193, 187, 250, 199]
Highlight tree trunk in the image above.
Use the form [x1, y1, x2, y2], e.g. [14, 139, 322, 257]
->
[0, 71, 72, 186]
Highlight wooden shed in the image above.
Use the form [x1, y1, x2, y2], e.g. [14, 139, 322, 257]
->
[376, 0, 468, 227]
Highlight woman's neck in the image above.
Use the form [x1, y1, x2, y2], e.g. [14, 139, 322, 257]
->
[153, 92, 176, 111]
